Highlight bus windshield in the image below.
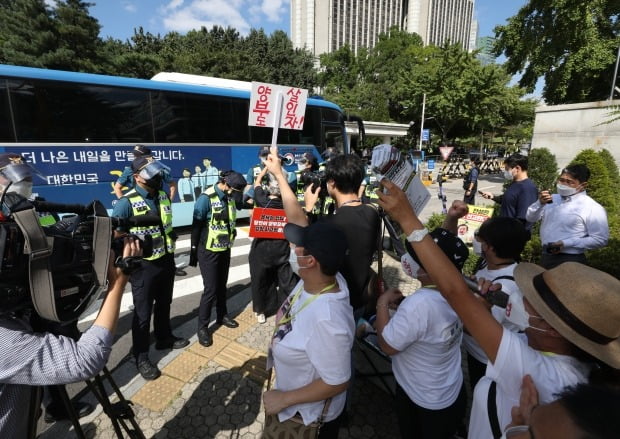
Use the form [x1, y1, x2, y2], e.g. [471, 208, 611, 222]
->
[0, 65, 351, 226]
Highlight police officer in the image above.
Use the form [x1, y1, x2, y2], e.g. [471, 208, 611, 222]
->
[189, 171, 247, 347]
[114, 145, 177, 201]
[360, 161, 380, 205]
[112, 155, 188, 380]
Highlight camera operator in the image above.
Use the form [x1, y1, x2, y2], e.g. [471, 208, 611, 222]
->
[112, 155, 188, 381]
[0, 154, 144, 436]
[264, 148, 380, 317]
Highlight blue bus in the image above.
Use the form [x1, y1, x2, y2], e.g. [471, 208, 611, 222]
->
[0, 65, 357, 226]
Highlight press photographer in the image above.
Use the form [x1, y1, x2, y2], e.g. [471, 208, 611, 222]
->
[0, 153, 142, 437]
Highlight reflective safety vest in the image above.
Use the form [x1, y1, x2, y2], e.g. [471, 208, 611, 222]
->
[294, 170, 305, 202]
[204, 186, 236, 252]
[37, 211, 57, 226]
[125, 189, 174, 260]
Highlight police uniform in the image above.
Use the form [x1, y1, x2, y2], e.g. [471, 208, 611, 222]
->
[112, 184, 177, 364]
[362, 165, 380, 204]
[192, 184, 240, 335]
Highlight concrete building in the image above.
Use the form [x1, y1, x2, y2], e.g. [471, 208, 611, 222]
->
[291, 0, 475, 56]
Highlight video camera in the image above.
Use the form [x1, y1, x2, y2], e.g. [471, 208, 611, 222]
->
[0, 195, 157, 323]
[300, 170, 328, 196]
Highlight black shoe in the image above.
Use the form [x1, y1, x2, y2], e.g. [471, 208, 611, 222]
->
[155, 335, 189, 350]
[45, 401, 95, 423]
[217, 315, 239, 328]
[198, 326, 213, 347]
[137, 359, 161, 381]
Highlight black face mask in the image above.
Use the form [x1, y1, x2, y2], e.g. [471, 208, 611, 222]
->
[144, 174, 163, 190]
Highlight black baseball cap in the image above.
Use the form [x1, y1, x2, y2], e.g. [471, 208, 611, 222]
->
[0, 153, 43, 183]
[405, 228, 469, 271]
[284, 222, 348, 273]
[132, 144, 152, 157]
[221, 171, 247, 203]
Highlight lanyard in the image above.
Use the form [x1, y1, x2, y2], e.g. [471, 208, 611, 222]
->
[275, 281, 337, 329]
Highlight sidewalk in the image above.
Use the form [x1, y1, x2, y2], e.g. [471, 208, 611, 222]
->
[40, 252, 418, 439]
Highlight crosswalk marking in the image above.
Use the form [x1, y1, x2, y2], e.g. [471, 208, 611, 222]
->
[79, 231, 253, 324]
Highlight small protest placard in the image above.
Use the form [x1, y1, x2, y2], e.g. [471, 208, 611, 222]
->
[248, 82, 308, 130]
[249, 207, 287, 239]
[457, 205, 494, 244]
[370, 144, 431, 215]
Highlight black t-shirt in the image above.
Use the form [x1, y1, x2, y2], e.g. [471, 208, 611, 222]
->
[253, 186, 284, 209]
[324, 204, 380, 309]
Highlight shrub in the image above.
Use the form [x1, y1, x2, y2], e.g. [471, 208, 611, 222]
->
[570, 149, 618, 215]
[527, 147, 558, 191]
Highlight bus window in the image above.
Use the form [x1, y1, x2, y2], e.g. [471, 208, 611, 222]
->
[0, 80, 14, 142]
[323, 124, 346, 155]
[9, 79, 152, 142]
[152, 91, 250, 143]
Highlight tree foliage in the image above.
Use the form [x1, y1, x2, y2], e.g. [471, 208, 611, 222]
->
[494, 0, 620, 104]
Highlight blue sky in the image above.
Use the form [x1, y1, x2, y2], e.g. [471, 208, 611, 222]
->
[80, 0, 526, 41]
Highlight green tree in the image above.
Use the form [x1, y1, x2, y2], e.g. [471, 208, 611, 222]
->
[494, 0, 620, 104]
[49, 0, 102, 72]
[0, 0, 57, 67]
[527, 147, 558, 191]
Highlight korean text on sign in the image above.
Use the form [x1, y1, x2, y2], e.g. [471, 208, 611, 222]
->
[248, 82, 308, 131]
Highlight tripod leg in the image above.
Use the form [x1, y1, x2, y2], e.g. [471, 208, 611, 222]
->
[52, 385, 87, 439]
[84, 368, 146, 439]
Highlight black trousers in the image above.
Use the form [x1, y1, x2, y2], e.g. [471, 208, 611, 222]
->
[540, 252, 586, 269]
[197, 246, 231, 329]
[248, 238, 298, 316]
[130, 253, 175, 360]
[394, 382, 467, 439]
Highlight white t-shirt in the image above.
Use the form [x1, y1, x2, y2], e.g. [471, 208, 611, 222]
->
[272, 273, 355, 424]
[468, 329, 590, 439]
[463, 264, 523, 363]
[381, 288, 464, 410]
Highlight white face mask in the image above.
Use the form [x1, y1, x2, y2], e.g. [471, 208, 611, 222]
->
[288, 247, 311, 275]
[7, 180, 33, 198]
[503, 169, 514, 181]
[505, 296, 548, 332]
[472, 239, 483, 256]
[297, 162, 306, 171]
[556, 183, 578, 197]
[400, 252, 421, 279]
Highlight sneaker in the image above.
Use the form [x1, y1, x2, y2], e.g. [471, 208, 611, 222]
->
[257, 313, 266, 324]
[137, 359, 161, 381]
[155, 335, 189, 350]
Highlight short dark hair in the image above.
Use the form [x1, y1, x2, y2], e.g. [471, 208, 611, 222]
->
[557, 383, 620, 438]
[504, 153, 529, 171]
[476, 217, 528, 260]
[562, 164, 590, 183]
[324, 154, 365, 194]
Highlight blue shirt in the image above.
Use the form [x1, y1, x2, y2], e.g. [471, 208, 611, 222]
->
[193, 184, 227, 222]
[111, 184, 158, 232]
[0, 316, 112, 437]
[499, 178, 539, 230]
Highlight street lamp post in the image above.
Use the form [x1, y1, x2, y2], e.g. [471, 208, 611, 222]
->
[418, 93, 426, 151]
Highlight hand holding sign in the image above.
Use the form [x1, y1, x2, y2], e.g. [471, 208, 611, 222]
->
[264, 145, 283, 178]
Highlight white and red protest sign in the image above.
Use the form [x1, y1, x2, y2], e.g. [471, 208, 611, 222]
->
[248, 82, 308, 130]
[249, 207, 287, 239]
[439, 146, 454, 161]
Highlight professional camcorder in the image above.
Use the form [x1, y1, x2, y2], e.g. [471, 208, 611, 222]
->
[0, 195, 156, 323]
[300, 170, 328, 196]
